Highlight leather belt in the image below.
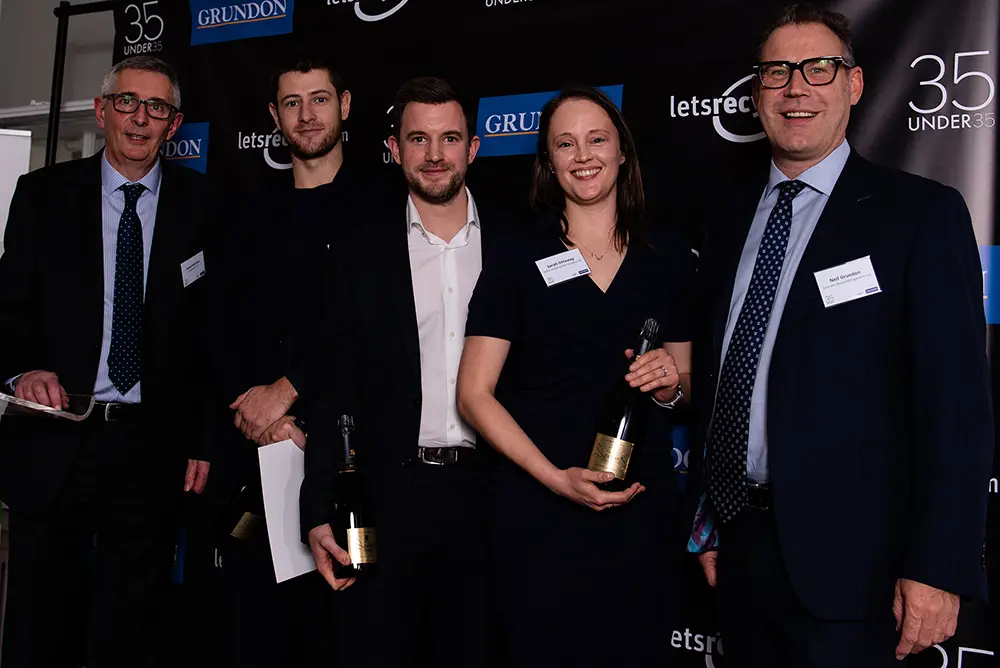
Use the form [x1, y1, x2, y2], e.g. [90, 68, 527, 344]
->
[417, 446, 470, 466]
[92, 401, 142, 423]
[746, 480, 772, 510]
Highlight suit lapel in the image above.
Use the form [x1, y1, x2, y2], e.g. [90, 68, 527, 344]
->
[80, 154, 107, 389]
[145, 161, 178, 313]
[711, 175, 768, 358]
[775, 151, 874, 333]
[386, 210, 422, 386]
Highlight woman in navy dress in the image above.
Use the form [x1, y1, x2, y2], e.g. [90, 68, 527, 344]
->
[457, 85, 694, 666]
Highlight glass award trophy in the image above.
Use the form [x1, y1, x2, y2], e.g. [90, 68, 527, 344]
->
[0, 392, 95, 421]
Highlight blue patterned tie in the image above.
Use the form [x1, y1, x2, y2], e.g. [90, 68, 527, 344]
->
[107, 183, 145, 395]
[708, 179, 806, 523]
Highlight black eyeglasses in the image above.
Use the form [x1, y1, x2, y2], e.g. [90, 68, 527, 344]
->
[103, 93, 177, 119]
[753, 57, 851, 89]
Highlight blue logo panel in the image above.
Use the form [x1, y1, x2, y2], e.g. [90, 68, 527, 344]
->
[190, 0, 294, 45]
[979, 245, 997, 324]
[160, 122, 209, 173]
[476, 84, 624, 158]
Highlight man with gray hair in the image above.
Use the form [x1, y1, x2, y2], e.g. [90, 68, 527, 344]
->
[0, 55, 213, 667]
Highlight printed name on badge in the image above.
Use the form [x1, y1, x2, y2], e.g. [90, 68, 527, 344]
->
[181, 251, 206, 288]
[813, 255, 881, 308]
[535, 248, 591, 287]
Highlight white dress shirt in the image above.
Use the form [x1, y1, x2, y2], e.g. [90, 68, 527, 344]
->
[406, 187, 482, 449]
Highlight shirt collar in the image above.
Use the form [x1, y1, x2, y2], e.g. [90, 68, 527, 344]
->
[101, 150, 162, 197]
[765, 138, 850, 199]
[407, 186, 480, 239]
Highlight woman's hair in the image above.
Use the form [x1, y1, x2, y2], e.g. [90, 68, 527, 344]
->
[529, 85, 647, 252]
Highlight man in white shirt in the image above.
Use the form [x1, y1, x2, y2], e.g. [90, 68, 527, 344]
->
[301, 76, 506, 668]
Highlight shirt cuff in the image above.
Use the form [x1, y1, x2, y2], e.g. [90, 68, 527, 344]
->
[5, 373, 23, 393]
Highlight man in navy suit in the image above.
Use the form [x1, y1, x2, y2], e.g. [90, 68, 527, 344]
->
[686, 4, 994, 666]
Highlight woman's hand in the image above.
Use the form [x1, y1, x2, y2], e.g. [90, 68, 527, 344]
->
[550, 467, 645, 511]
[624, 348, 681, 404]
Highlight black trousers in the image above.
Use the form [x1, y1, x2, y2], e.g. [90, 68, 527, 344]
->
[2, 420, 177, 668]
[716, 506, 903, 668]
[333, 451, 495, 668]
[219, 519, 335, 667]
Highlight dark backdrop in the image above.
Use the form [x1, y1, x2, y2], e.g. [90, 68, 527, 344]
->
[111, 0, 998, 664]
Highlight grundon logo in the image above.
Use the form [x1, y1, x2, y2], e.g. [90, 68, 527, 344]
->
[476, 84, 624, 158]
[190, 0, 294, 45]
[160, 122, 209, 174]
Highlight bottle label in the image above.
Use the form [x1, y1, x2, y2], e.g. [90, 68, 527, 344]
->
[230, 512, 263, 540]
[347, 527, 377, 564]
[588, 434, 634, 480]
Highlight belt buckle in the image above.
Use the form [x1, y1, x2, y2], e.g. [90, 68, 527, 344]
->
[746, 481, 771, 510]
[104, 402, 114, 422]
[418, 447, 459, 466]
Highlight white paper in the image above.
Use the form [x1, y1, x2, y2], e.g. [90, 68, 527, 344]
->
[813, 255, 882, 308]
[258, 439, 317, 583]
[534, 248, 591, 286]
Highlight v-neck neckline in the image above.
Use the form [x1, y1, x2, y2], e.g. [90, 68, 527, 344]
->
[558, 238, 630, 295]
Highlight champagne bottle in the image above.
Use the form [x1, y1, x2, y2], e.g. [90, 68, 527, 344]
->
[219, 481, 265, 541]
[333, 415, 377, 578]
[587, 317, 660, 492]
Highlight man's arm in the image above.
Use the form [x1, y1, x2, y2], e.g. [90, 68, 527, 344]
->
[0, 173, 42, 383]
[901, 185, 993, 598]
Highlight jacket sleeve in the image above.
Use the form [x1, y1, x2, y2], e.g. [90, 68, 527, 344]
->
[299, 246, 359, 542]
[0, 173, 42, 384]
[900, 185, 993, 600]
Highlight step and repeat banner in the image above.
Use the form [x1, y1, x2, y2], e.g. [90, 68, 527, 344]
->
[111, 0, 997, 665]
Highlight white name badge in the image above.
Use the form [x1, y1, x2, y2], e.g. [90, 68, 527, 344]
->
[813, 255, 881, 308]
[535, 248, 591, 286]
[181, 251, 206, 288]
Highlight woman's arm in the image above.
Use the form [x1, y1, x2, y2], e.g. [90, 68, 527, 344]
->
[457, 335, 643, 511]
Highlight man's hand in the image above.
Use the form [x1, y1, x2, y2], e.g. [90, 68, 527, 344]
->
[893, 578, 960, 659]
[699, 550, 719, 587]
[259, 415, 306, 449]
[184, 459, 210, 494]
[307, 524, 356, 591]
[14, 370, 69, 409]
[230, 377, 297, 443]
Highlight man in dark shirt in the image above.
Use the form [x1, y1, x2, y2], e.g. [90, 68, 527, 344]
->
[205, 51, 363, 667]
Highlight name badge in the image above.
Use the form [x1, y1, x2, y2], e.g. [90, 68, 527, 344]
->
[813, 255, 881, 307]
[181, 251, 206, 288]
[535, 248, 591, 286]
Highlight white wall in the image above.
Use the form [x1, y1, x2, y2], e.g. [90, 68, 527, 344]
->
[0, 0, 115, 110]
[0, 129, 31, 256]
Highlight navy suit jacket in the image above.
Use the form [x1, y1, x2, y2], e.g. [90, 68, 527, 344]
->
[688, 149, 994, 620]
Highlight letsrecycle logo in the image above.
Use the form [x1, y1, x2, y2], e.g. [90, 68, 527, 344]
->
[326, 0, 410, 22]
[668, 73, 765, 144]
[161, 122, 209, 173]
[476, 84, 624, 158]
[979, 246, 999, 324]
[190, 0, 294, 45]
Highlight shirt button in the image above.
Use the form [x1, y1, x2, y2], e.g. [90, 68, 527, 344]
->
[449, 424, 456, 430]
[450, 378, 456, 385]
[449, 332, 456, 339]
[448, 287, 454, 293]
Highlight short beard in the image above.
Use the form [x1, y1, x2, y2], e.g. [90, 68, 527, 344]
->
[287, 125, 341, 161]
[404, 167, 466, 205]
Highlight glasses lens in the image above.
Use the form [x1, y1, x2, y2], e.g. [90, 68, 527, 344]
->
[802, 58, 839, 85]
[146, 100, 172, 119]
[114, 94, 140, 113]
[759, 63, 790, 88]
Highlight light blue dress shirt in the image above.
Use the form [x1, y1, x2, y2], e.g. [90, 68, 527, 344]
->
[715, 139, 851, 483]
[93, 153, 162, 403]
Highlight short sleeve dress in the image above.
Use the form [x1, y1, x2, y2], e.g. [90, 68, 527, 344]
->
[465, 213, 695, 666]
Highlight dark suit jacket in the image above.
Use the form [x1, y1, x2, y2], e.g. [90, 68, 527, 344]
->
[687, 149, 994, 620]
[299, 192, 516, 540]
[203, 165, 379, 512]
[0, 151, 214, 516]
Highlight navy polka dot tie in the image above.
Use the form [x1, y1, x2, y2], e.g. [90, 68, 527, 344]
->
[708, 179, 806, 523]
[108, 183, 145, 395]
